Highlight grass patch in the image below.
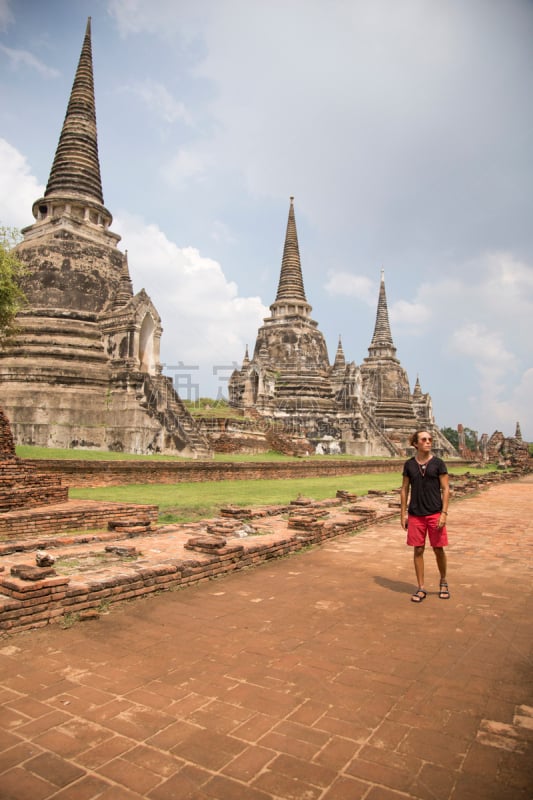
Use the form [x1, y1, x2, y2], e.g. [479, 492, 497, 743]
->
[16, 445, 194, 462]
[16, 444, 391, 462]
[69, 466, 493, 524]
[54, 552, 108, 574]
[60, 612, 80, 629]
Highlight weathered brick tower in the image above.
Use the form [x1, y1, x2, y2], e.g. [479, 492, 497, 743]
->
[0, 19, 210, 457]
[230, 197, 335, 416]
[360, 271, 455, 455]
[229, 199, 455, 456]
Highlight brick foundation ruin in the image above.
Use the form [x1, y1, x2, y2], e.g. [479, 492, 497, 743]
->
[0, 407, 68, 513]
[1, 463, 529, 636]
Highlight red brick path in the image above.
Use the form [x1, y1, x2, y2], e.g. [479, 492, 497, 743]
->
[0, 477, 532, 799]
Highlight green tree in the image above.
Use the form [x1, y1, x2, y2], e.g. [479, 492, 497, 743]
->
[462, 427, 479, 450]
[441, 425, 478, 451]
[0, 225, 26, 344]
[440, 427, 459, 449]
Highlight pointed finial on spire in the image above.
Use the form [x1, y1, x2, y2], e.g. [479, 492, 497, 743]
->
[333, 335, 346, 369]
[44, 17, 104, 204]
[366, 270, 397, 360]
[274, 196, 307, 303]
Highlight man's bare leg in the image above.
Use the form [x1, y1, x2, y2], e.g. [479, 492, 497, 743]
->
[433, 546, 447, 581]
[434, 547, 449, 598]
[411, 546, 427, 602]
[414, 545, 425, 588]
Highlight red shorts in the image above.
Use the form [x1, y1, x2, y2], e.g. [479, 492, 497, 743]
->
[407, 513, 448, 547]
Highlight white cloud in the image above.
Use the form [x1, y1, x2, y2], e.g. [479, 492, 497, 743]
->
[0, 139, 44, 228]
[448, 319, 524, 436]
[0, 44, 60, 78]
[450, 323, 517, 378]
[324, 271, 375, 305]
[115, 211, 268, 394]
[108, 0, 207, 38]
[162, 148, 210, 187]
[394, 253, 533, 357]
[460, 364, 533, 439]
[389, 299, 430, 328]
[510, 368, 533, 431]
[210, 220, 237, 245]
[108, 0, 154, 36]
[396, 257, 532, 437]
[107, 0, 533, 260]
[0, 0, 13, 32]
[119, 79, 192, 125]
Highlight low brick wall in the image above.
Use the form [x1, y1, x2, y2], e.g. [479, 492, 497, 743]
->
[0, 501, 158, 540]
[21, 457, 475, 488]
[0, 459, 68, 511]
[0, 467, 528, 635]
[0, 505, 396, 635]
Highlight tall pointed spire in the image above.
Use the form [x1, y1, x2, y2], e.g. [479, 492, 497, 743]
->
[275, 197, 307, 303]
[112, 251, 134, 308]
[367, 269, 397, 360]
[45, 18, 104, 204]
[27, 17, 116, 244]
[333, 336, 346, 369]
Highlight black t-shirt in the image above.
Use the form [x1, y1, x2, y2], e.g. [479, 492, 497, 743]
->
[403, 456, 448, 516]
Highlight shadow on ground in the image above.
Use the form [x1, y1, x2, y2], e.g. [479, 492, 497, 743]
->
[374, 575, 414, 594]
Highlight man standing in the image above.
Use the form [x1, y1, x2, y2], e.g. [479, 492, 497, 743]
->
[400, 430, 450, 603]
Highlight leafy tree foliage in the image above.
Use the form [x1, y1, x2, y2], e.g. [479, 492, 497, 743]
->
[462, 427, 479, 450]
[0, 226, 26, 344]
[441, 425, 478, 451]
[440, 427, 458, 448]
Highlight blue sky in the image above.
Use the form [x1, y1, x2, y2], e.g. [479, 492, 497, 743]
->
[1, 0, 532, 440]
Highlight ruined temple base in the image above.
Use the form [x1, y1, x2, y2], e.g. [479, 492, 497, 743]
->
[0, 468, 527, 636]
[0, 499, 158, 542]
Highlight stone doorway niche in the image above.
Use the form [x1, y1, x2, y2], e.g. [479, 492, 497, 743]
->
[139, 313, 156, 374]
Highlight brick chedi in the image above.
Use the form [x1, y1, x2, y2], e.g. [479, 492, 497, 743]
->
[0, 19, 210, 457]
[359, 271, 455, 456]
[230, 198, 335, 416]
[229, 199, 456, 457]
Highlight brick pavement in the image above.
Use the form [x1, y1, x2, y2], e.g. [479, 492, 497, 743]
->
[0, 477, 532, 800]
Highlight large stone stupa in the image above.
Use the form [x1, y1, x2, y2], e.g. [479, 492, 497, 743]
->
[0, 19, 210, 457]
[229, 198, 455, 457]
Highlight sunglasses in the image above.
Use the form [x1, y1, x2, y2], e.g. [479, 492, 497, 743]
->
[419, 437, 432, 442]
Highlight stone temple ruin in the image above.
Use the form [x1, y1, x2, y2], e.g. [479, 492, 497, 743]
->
[458, 422, 530, 469]
[0, 19, 210, 458]
[229, 198, 456, 457]
[0, 21, 518, 460]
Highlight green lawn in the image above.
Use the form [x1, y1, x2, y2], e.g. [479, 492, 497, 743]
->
[69, 466, 493, 524]
[16, 445, 379, 463]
